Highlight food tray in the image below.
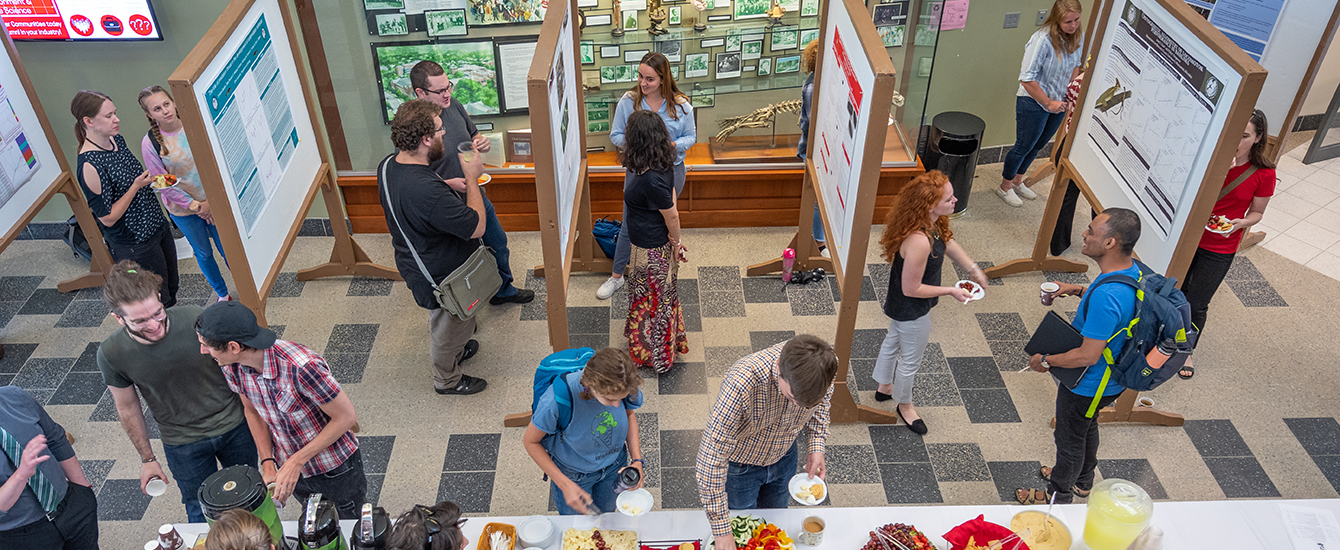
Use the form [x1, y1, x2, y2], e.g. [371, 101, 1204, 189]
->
[480, 522, 517, 550]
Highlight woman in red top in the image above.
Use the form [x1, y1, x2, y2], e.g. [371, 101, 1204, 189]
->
[1178, 109, 1275, 380]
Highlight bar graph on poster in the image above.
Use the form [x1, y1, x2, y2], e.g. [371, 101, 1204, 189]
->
[0, 82, 40, 211]
[547, 15, 580, 262]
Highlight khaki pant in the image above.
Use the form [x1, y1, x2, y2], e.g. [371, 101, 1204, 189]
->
[429, 308, 476, 389]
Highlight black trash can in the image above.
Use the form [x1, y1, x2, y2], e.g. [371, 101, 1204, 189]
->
[921, 112, 985, 217]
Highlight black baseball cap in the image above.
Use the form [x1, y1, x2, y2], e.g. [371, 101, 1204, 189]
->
[196, 302, 277, 350]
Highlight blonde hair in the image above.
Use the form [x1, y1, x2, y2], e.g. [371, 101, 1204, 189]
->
[1044, 0, 1083, 56]
[579, 348, 642, 400]
[138, 85, 174, 156]
[204, 509, 273, 550]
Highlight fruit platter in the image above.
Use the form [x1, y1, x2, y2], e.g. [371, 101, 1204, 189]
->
[859, 523, 935, 550]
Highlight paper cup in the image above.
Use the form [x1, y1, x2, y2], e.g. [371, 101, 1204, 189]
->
[1040, 282, 1061, 305]
[145, 477, 167, 497]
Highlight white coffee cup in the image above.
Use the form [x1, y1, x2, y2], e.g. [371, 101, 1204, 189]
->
[145, 477, 167, 497]
[1040, 282, 1060, 305]
[798, 516, 825, 546]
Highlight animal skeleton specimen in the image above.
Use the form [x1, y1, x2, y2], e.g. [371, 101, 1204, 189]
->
[713, 90, 903, 143]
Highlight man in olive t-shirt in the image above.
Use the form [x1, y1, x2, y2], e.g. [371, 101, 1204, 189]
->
[96, 261, 256, 522]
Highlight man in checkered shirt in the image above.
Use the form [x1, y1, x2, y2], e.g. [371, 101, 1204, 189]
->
[195, 302, 365, 519]
[696, 335, 837, 550]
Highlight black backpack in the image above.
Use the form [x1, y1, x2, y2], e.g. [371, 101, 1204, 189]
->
[63, 216, 92, 262]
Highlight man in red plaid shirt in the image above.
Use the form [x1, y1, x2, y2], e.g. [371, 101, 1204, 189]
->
[194, 302, 365, 518]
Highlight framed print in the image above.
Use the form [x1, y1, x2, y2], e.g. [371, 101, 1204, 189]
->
[918, 56, 933, 77]
[691, 90, 714, 107]
[757, 57, 772, 75]
[623, 10, 639, 30]
[376, 13, 409, 36]
[578, 0, 598, 6]
[588, 121, 611, 133]
[601, 45, 620, 58]
[600, 66, 619, 83]
[744, 65, 755, 72]
[799, 28, 819, 47]
[715, 52, 741, 78]
[708, 14, 732, 21]
[669, 6, 682, 24]
[726, 29, 742, 52]
[877, 24, 904, 47]
[625, 49, 650, 62]
[495, 37, 539, 114]
[468, 0, 545, 25]
[426, 9, 468, 37]
[734, 0, 768, 20]
[619, 64, 639, 82]
[505, 130, 533, 163]
[365, 0, 404, 9]
[775, 55, 800, 73]
[588, 108, 610, 121]
[581, 41, 595, 64]
[372, 39, 502, 122]
[701, 38, 725, 48]
[914, 23, 936, 46]
[872, 2, 906, 25]
[686, 52, 710, 78]
[655, 38, 682, 63]
[476, 122, 495, 131]
[770, 24, 798, 51]
[801, 0, 818, 16]
[671, 65, 680, 80]
[588, 13, 612, 26]
[742, 40, 762, 60]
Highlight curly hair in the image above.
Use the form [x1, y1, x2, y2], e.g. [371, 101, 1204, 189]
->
[579, 348, 641, 400]
[802, 39, 820, 74]
[630, 52, 690, 120]
[621, 110, 676, 174]
[390, 99, 441, 152]
[388, 501, 465, 550]
[879, 171, 953, 263]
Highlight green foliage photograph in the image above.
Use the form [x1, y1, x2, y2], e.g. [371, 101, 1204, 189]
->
[373, 40, 501, 122]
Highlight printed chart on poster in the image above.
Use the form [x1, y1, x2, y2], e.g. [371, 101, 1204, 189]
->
[0, 53, 59, 238]
[2, 0, 162, 40]
[547, 15, 581, 262]
[811, 0, 875, 272]
[191, 0, 321, 290]
[1071, 0, 1241, 270]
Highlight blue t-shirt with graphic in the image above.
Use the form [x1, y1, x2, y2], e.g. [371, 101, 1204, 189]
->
[533, 369, 644, 474]
[1070, 262, 1140, 397]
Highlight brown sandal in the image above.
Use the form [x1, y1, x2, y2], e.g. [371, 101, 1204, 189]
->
[1040, 466, 1092, 498]
[1015, 488, 1036, 505]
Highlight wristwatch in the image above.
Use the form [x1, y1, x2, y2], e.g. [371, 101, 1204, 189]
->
[1040, 355, 1051, 369]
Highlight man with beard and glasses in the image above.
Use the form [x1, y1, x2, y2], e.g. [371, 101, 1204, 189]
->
[378, 99, 490, 395]
[96, 260, 255, 522]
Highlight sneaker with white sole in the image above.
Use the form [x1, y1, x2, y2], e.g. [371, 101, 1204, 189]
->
[996, 187, 1024, 207]
[596, 276, 625, 299]
[1014, 184, 1039, 200]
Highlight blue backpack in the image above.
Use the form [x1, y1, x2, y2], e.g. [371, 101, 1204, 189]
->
[530, 347, 596, 431]
[592, 217, 621, 259]
[1080, 260, 1197, 417]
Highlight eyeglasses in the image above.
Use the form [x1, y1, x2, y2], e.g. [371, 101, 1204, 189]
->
[121, 307, 167, 328]
[423, 82, 455, 96]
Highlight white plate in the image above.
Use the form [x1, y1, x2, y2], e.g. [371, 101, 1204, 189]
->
[787, 473, 827, 506]
[478, 174, 492, 186]
[955, 280, 985, 302]
[616, 488, 653, 516]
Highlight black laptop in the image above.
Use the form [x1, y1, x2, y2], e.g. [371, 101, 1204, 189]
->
[1024, 310, 1088, 389]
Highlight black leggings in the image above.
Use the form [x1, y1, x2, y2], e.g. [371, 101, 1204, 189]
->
[1180, 246, 1236, 345]
[106, 223, 179, 307]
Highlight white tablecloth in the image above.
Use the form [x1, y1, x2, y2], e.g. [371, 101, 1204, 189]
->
[172, 498, 1340, 549]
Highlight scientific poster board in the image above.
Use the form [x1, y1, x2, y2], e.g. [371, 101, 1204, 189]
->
[1069, 0, 1246, 272]
[532, 6, 583, 270]
[0, 46, 59, 241]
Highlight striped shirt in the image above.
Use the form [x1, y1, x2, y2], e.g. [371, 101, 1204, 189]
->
[1016, 28, 1084, 104]
[696, 343, 833, 537]
[221, 340, 358, 477]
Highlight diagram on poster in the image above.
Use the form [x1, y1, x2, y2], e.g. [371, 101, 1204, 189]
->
[202, 14, 300, 236]
[547, 15, 581, 261]
[0, 82, 41, 211]
[812, 6, 874, 271]
[1084, 0, 1224, 240]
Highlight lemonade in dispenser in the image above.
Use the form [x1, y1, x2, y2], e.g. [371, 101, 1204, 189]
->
[1083, 478, 1152, 550]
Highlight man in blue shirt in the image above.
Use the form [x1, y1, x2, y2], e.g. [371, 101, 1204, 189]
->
[1029, 208, 1142, 504]
[0, 386, 98, 549]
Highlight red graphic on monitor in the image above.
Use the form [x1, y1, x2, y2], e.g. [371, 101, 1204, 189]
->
[101, 15, 124, 36]
[128, 15, 153, 36]
[69, 15, 95, 37]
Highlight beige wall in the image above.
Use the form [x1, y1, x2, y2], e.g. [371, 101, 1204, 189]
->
[1301, 33, 1340, 116]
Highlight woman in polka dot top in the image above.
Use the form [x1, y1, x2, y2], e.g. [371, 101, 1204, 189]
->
[71, 90, 179, 307]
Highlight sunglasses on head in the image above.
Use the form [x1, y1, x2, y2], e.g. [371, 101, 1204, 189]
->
[416, 506, 465, 550]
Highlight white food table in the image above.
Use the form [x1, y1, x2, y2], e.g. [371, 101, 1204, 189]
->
[171, 498, 1340, 549]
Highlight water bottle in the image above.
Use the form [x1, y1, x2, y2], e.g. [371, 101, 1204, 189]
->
[614, 466, 641, 493]
[1144, 339, 1175, 369]
[781, 248, 796, 283]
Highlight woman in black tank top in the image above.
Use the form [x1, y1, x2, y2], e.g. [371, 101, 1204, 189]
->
[872, 171, 988, 434]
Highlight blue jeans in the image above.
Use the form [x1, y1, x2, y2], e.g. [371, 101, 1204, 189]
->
[812, 206, 825, 244]
[170, 213, 230, 299]
[480, 190, 518, 297]
[1001, 96, 1065, 180]
[161, 421, 258, 523]
[551, 447, 628, 515]
[725, 443, 798, 511]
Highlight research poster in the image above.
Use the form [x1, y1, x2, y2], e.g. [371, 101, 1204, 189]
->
[0, 82, 41, 212]
[1183, 0, 1284, 60]
[202, 14, 300, 236]
[498, 40, 538, 111]
[1084, 0, 1225, 240]
[547, 15, 581, 261]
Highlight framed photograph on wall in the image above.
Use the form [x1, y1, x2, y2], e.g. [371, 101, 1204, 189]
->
[588, 13, 613, 26]
[655, 38, 682, 62]
[600, 66, 619, 83]
[799, 28, 819, 47]
[734, 0, 768, 20]
[467, 0, 545, 25]
[623, 10, 639, 30]
[588, 121, 611, 133]
[578, 0, 598, 6]
[625, 49, 650, 62]
[742, 40, 762, 60]
[801, 0, 819, 16]
[918, 56, 933, 77]
[726, 29, 742, 52]
[686, 52, 710, 78]
[372, 39, 502, 122]
[426, 9, 468, 37]
[505, 130, 533, 163]
[715, 52, 741, 78]
[601, 45, 620, 58]
[770, 24, 798, 51]
[365, 0, 404, 9]
[775, 55, 800, 73]
[701, 38, 725, 48]
[757, 57, 772, 75]
[669, 6, 682, 24]
[877, 24, 904, 47]
[671, 65, 680, 80]
[872, 2, 906, 25]
[376, 13, 409, 36]
[581, 41, 595, 64]
[708, 14, 732, 21]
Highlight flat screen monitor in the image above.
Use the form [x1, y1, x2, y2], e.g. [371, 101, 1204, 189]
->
[3, 0, 162, 41]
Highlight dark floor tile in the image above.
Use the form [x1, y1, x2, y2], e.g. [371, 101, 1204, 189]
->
[326, 353, 370, 384]
[48, 372, 108, 405]
[827, 275, 877, 302]
[442, 433, 502, 471]
[640, 453, 661, 489]
[823, 445, 881, 484]
[0, 301, 21, 331]
[659, 362, 707, 395]
[89, 390, 121, 422]
[706, 346, 750, 377]
[270, 325, 286, 339]
[742, 277, 789, 303]
[359, 435, 396, 474]
[54, 300, 110, 328]
[1097, 459, 1168, 499]
[1226, 280, 1288, 307]
[568, 306, 611, 334]
[787, 286, 836, 316]
[1183, 419, 1253, 457]
[269, 272, 306, 298]
[975, 312, 1030, 341]
[947, 356, 1006, 389]
[0, 374, 12, 385]
[1224, 256, 1265, 281]
[0, 276, 44, 302]
[26, 222, 67, 240]
[679, 279, 699, 304]
[869, 424, 928, 463]
[987, 340, 1030, 372]
[70, 342, 101, 372]
[610, 291, 629, 320]
[18, 288, 74, 315]
[81, 459, 115, 493]
[851, 359, 878, 391]
[850, 328, 887, 360]
[176, 299, 212, 310]
[1043, 270, 1091, 285]
[520, 300, 548, 321]
[327, 324, 380, 354]
[1064, 310, 1077, 322]
[73, 286, 103, 301]
[965, 261, 1004, 285]
[701, 291, 746, 318]
[959, 389, 1021, 423]
[975, 145, 1002, 164]
[987, 461, 1045, 502]
[698, 266, 742, 291]
[749, 331, 794, 353]
[1284, 417, 1340, 456]
[365, 474, 385, 506]
[637, 412, 659, 451]
[1312, 455, 1340, 495]
[867, 263, 892, 288]
[660, 467, 702, 509]
[144, 407, 161, 439]
[176, 273, 214, 300]
[298, 218, 328, 237]
[878, 462, 943, 504]
[661, 429, 703, 468]
[1203, 456, 1280, 498]
[911, 373, 962, 407]
[348, 277, 394, 297]
[97, 479, 153, 520]
[570, 333, 610, 350]
[13, 357, 74, 388]
[682, 302, 702, 332]
[25, 388, 53, 405]
[525, 270, 547, 291]
[927, 443, 991, 482]
[920, 343, 948, 374]
[437, 471, 495, 513]
[0, 343, 39, 374]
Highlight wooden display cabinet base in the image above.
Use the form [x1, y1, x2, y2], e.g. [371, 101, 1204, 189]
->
[709, 135, 804, 164]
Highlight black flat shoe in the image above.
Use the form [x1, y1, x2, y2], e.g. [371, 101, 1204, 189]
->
[436, 374, 488, 395]
[874, 391, 893, 402]
[490, 289, 536, 305]
[906, 419, 928, 435]
[458, 339, 480, 364]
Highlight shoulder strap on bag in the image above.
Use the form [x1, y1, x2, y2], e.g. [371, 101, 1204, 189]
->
[553, 370, 576, 431]
[1218, 165, 1259, 201]
[380, 157, 440, 285]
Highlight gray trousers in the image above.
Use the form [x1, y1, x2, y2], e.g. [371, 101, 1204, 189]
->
[613, 163, 687, 275]
[429, 308, 477, 389]
[871, 313, 932, 404]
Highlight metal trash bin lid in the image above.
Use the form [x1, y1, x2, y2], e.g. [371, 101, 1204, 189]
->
[931, 111, 985, 139]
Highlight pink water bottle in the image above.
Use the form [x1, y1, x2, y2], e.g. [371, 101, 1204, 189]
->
[782, 248, 796, 283]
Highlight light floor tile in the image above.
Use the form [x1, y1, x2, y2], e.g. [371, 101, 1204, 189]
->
[1282, 220, 1340, 251]
[1304, 252, 1340, 282]
[1270, 191, 1323, 221]
[1262, 233, 1323, 266]
[1288, 180, 1340, 206]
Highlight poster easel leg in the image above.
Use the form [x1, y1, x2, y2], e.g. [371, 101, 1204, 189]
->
[54, 177, 115, 293]
[1239, 231, 1265, 250]
[1049, 389, 1184, 428]
[984, 161, 1088, 280]
[746, 180, 833, 277]
[534, 194, 612, 278]
[296, 170, 399, 282]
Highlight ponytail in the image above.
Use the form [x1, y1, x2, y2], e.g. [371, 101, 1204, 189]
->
[70, 90, 112, 148]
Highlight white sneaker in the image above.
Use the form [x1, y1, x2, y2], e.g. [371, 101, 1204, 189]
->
[1015, 184, 1039, 200]
[996, 187, 1023, 207]
[819, 246, 831, 259]
[596, 276, 625, 299]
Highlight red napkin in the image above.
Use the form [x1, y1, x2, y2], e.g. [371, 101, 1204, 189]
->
[941, 515, 1030, 550]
